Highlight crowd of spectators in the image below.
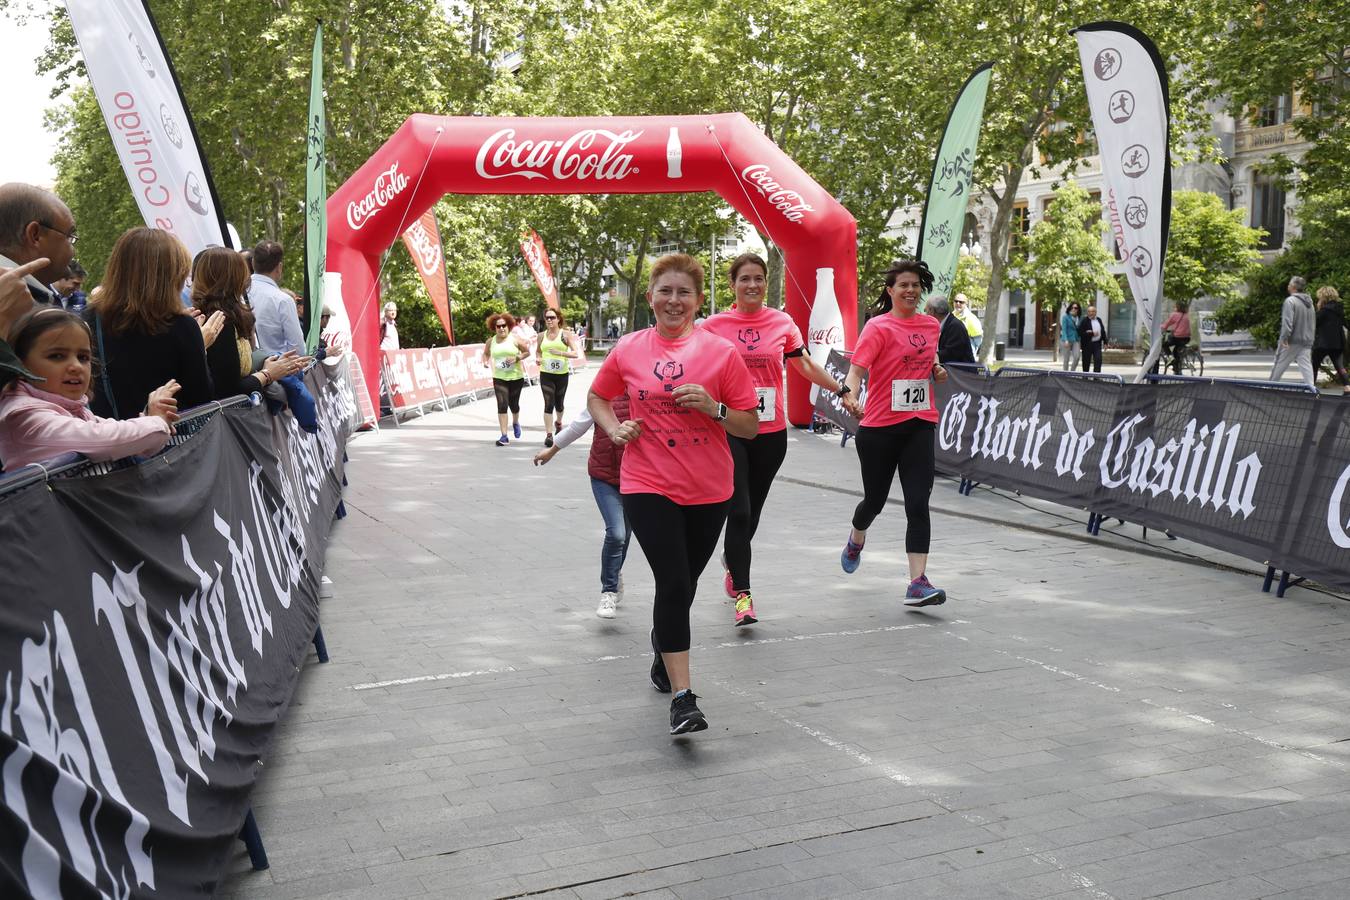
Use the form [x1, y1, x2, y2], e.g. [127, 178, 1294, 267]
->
[0, 182, 326, 475]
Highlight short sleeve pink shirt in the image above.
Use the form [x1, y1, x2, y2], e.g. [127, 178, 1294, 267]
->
[701, 306, 805, 434]
[851, 312, 941, 427]
[591, 328, 757, 505]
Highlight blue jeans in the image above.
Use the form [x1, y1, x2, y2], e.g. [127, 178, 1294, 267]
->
[590, 478, 631, 592]
[970, 335, 983, 355]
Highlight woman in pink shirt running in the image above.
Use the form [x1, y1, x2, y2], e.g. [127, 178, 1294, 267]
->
[839, 259, 950, 607]
[588, 253, 758, 736]
[701, 253, 849, 626]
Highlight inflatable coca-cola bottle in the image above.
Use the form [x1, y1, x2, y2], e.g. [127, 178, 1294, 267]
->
[807, 267, 844, 402]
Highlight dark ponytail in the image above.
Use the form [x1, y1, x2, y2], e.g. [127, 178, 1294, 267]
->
[872, 259, 934, 315]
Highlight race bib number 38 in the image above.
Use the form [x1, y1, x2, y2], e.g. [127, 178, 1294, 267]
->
[891, 379, 929, 412]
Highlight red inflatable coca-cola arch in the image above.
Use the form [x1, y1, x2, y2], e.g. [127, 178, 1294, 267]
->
[326, 113, 857, 425]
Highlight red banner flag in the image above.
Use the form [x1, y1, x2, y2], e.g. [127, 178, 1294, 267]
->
[401, 210, 454, 343]
[521, 228, 561, 310]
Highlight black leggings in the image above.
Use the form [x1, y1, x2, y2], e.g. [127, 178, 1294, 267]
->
[540, 371, 569, 415]
[724, 429, 788, 592]
[852, 420, 936, 554]
[624, 493, 729, 653]
[1313, 349, 1349, 386]
[493, 377, 524, 415]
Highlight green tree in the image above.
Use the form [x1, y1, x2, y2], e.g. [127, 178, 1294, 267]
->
[1006, 181, 1121, 318]
[1162, 190, 1263, 308]
[951, 253, 991, 307]
[1214, 187, 1350, 345]
[1203, 3, 1349, 197]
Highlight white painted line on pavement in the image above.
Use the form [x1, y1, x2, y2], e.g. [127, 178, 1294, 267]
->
[715, 678, 1116, 900]
[352, 620, 973, 691]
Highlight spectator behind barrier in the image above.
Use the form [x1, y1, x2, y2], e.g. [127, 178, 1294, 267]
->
[0, 307, 177, 471]
[191, 248, 307, 400]
[0, 182, 76, 306]
[87, 228, 220, 420]
[250, 240, 305, 355]
[51, 260, 87, 312]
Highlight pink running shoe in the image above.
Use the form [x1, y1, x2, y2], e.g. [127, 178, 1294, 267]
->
[722, 554, 737, 600]
[734, 592, 758, 627]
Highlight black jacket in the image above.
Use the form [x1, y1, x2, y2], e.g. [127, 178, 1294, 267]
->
[1315, 301, 1346, 351]
[937, 315, 976, 365]
[1080, 316, 1107, 346]
[87, 312, 213, 419]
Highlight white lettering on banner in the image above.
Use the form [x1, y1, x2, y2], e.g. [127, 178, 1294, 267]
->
[404, 222, 443, 276]
[248, 461, 307, 610]
[475, 128, 642, 181]
[740, 164, 816, 222]
[4, 616, 155, 898]
[1055, 409, 1096, 481]
[936, 391, 1263, 520]
[436, 349, 469, 388]
[346, 162, 409, 231]
[413, 353, 441, 392]
[938, 391, 971, 452]
[1329, 463, 1350, 549]
[522, 237, 556, 296]
[182, 536, 249, 705]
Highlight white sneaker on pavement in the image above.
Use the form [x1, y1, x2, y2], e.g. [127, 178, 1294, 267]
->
[596, 592, 618, 619]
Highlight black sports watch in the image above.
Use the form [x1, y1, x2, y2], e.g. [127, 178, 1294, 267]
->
[714, 402, 728, 421]
[836, 384, 851, 397]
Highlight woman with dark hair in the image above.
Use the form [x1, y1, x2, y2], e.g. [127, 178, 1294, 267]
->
[1060, 302, 1082, 371]
[190, 247, 305, 399]
[701, 252, 849, 626]
[86, 228, 219, 419]
[588, 253, 757, 735]
[1313, 286, 1348, 395]
[535, 308, 583, 446]
[481, 311, 532, 445]
[839, 259, 950, 606]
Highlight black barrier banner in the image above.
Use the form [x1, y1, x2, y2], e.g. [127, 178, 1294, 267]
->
[0, 359, 357, 897]
[935, 368, 1350, 592]
[811, 349, 864, 431]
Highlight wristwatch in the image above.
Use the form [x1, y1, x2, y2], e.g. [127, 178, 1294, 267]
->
[836, 384, 851, 397]
[714, 402, 728, 421]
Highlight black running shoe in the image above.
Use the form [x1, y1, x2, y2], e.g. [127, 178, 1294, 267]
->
[669, 690, 708, 735]
[649, 628, 671, 693]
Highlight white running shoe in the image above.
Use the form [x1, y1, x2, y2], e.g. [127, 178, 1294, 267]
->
[596, 592, 618, 619]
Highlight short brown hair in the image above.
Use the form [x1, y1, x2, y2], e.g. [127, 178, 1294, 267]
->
[649, 253, 704, 294]
[191, 246, 255, 337]
[252, 240, 284, 275]
[91, 227, 191, 336]
[728, 252, 767, 283]
[9, 306, 91, 366]
[485, 311, 517, 331]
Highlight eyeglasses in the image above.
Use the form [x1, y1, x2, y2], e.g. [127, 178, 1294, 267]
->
[494, 323, 509, 328]
[38, 221, 78, 245]
[544, 315, 558, 321]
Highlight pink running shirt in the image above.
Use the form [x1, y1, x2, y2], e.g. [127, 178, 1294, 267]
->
[701, 306, 805, 434]
[851, 312, 941, 427]
[591, 328, 757, 505]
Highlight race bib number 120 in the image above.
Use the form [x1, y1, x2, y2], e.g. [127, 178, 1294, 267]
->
[891, 379, 928, 412]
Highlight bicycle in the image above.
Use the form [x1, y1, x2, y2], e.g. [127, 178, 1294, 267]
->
[1178, 343, 1204, 377]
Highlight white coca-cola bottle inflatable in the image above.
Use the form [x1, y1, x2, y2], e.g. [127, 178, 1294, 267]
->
[666, 127, 682, 179]
[807, 267, 844, 403]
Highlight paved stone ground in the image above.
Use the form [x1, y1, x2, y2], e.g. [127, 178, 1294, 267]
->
[223, 369, 1350, 900]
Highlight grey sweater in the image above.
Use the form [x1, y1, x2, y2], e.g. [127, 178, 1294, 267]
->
[1281, 292, 1315, 346]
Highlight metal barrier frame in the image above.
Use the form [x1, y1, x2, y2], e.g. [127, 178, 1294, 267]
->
[994, 366, 1126, 384]
[0, 392, 260, 499]
[1143, 372, 1320, 394]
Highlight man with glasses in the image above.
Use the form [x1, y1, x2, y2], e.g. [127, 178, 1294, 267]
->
[0, 183, 78, 305]
[951, 293, 983, 356]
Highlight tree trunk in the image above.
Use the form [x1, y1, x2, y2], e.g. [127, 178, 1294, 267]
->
[620, 234, 650, 334]
[978, 152, 1031, 364]
[766, 243, 785, 309]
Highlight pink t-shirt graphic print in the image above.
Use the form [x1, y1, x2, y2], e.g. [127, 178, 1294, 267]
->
[851, 313, 940, 427]
[701, 306, 804, 434]
[591, 328, 756, 505]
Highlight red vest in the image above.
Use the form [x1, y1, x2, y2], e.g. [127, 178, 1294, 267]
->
[587, 394, 629, 486]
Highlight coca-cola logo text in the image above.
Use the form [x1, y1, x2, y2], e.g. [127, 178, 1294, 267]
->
[476, 129, 642, 181]
[521, 234, 557, 298]
[741, 164, 815, 223]
[404, 222, 442, 276]
[808, 326, 843, 347]
[347, 163, 409, 231]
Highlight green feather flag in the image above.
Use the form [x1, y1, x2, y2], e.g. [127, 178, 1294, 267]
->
[304, 23, 327, 352]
